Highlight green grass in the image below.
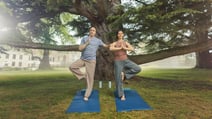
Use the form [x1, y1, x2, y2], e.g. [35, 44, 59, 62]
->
[0, 68, 211, 119]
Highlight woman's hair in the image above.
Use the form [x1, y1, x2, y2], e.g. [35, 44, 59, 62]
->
[116, 30, 124, 35]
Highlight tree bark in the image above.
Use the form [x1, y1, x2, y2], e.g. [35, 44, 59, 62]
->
[195, 33, 211, 68]
[196, 51, 212, 68]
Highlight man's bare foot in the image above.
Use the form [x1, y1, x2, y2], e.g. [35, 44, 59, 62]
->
[84, 96, 88, 101]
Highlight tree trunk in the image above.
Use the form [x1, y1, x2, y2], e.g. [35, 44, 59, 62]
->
[195, 22, 212, 69]
[93, 23, 116, 80]
[38, 49, 52, 70]
[95, 48, 115, 81]
[196, 51, 212, 68]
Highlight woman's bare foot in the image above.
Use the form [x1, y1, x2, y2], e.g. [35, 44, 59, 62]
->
[121, 95, 126, 101]
[121, 72, 129, 84]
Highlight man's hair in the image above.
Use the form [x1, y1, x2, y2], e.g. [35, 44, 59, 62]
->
[89, 26, 96, 30]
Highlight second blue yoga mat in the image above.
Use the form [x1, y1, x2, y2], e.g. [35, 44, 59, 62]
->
[66, 89, 100, 113]
[114, 89, 152, 112]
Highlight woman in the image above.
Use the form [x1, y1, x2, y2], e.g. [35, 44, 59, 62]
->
[109, 30, 141, 101]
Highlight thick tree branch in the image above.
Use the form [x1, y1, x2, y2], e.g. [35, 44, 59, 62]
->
[0, 41, 79, 51]
[129, 40, 212, 64]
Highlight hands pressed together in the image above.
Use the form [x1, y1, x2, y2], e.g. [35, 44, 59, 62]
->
[109, 41, 134, 51]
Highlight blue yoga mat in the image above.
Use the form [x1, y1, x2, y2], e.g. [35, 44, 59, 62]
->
[66, 89, 100, 113]
[114, 89, 152, 112]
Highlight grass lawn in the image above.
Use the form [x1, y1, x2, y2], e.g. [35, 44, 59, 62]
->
[0, 68, 211, 119]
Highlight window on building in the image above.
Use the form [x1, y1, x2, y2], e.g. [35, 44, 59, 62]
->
[13, 54, 16, 59]
[19, 55, 23, 60]
[12, 62, 15, 66]
[31, 63, 35, 67]
[6, 54, 9, 59]
[5, 63, 8, 67]
[49, 57, 51, 61]
[19, 62, 22, 67]
[63, 55, 66, 62]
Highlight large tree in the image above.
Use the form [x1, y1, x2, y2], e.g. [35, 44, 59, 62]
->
[0, 0, 211, 80]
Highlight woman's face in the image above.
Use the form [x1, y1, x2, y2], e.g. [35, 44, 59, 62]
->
[117, 31, 124, 39]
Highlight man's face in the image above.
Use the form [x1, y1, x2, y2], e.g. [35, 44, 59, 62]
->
[89, 27, 96, 37]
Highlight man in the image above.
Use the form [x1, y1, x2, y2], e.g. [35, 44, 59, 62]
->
[109, 30, 141, 101]
[69, 27, 108, 101]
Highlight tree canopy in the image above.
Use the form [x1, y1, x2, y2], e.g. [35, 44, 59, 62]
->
[0, 0, 211, 66]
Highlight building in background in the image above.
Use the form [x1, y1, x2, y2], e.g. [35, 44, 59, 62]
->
[49, 51, 80, 68]
[0, 48, 38, 70]
[0, 48, 80, 70]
